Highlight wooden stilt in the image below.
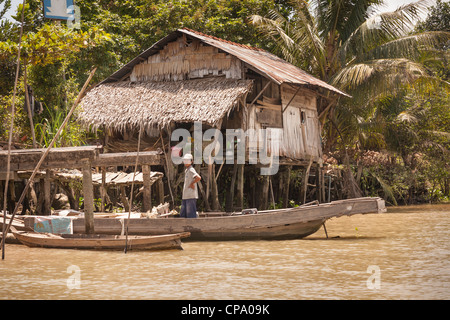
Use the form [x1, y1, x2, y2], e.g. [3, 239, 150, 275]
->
[142, 165, 152, 212]
[315, 164, 321, 203]
[160, 130, 175, 207]
[82, 161, 95, 234]
[269, 176, 275, 209]
[301, 160, 313, 204]
[283, 166, 291, 208]
[261, 175, 270, 210]
[120, 186, 130, 213]
[211, 164, 220, 211]
[8, 180, 16, 214]
[226, 163, 237, 212]
[44, 170, 51, 215]
[322, 222, 329, 239]
[236, 164, 244, 210]
[100, 167, 106, 212]
[156, 178, 164, 206]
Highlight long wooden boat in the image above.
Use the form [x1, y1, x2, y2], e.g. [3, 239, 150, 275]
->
[11, 227, 190, 251]
[72, 197, 385, 241]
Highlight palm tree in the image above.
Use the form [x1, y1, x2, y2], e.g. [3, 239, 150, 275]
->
[251, 0, 449, 151]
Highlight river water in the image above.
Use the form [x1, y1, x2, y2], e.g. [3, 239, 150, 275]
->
[0, 204, 449, 300]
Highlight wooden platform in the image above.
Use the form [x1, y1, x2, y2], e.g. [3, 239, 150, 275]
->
[0, 146, 163, 234]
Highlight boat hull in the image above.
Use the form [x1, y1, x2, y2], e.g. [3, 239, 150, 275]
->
[12, 231, 190, 250]
[64, 197, 385, 241]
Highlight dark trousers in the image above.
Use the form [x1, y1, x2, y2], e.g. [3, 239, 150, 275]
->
[180, 199, 197, 218]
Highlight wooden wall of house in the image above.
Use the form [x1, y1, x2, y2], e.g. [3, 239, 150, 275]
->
[247, 78, 322, 163]
[130, 36, 242, 82]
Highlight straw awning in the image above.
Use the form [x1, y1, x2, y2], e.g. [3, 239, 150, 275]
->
[77, 77, 253, 132]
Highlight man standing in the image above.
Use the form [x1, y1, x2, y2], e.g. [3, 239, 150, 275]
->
[180, 154, 201, 218]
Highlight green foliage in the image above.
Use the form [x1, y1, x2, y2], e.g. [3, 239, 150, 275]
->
[34, 104, 88, 148]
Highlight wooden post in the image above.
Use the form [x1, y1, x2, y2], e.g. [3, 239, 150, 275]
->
[283, 166, 292, 208]
[269, 176, 275, 209]
[261, 175, 270, 210]
[120, 186, 130, 213]
[226, 163, 238, 212]
[82, 160, 95, 234]
[8, 180, 16, 214]
[160, 130, 175, 206]
[142, 164, 152, 212]
[211, 164, 220, 211]
[43, 170, 51, 215]
[236, 164, 244, 210]
[322, 222, 329, 239]
[315, 164, 321, 203]
[156, 178, 164, 205]
[301, 160, 313, 204]
[100, 167, 106, 212]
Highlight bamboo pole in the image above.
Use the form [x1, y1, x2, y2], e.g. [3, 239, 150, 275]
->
[2, 0, 26, 259]
[160, 129, 175, 206]
[82, 160, 95, 234]
[24, 64, 37, 148]
[1, 68, 97, 257]
[124, 123, 142, 253]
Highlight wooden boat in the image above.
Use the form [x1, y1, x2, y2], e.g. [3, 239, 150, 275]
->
[60, 197, 385, 241]
[10, 227, 190, 251]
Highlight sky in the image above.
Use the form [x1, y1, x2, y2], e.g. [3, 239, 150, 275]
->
[0, 0, 442, 23]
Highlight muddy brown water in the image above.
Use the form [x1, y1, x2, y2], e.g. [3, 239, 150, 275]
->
[1, 204, 449, 300]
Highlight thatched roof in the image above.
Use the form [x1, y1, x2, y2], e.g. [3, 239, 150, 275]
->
[77, 77, 252, 132]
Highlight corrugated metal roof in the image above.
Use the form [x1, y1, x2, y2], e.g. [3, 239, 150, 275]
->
[101, 28, 349, 97]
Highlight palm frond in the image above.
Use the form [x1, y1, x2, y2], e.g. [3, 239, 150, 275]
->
[250, 3, 327, 77]
[396, 111, 418, 124]
[339, 0, 433, 63]
[331, 58, 427, 93]
[362, 31, 450, 62]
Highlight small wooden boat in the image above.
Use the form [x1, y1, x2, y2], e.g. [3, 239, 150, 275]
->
[10, 227, 190, 251]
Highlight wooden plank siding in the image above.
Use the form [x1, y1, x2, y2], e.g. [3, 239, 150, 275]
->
[130, 37, 242, 82]
[247, 82, 322, 163]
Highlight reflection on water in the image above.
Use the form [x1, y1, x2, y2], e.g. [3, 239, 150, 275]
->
[1, 204, 449, 300]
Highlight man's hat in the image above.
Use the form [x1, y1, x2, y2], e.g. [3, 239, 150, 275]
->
[182, 153, 193, 162]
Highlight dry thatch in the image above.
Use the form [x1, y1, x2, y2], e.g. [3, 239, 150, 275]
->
[77, 77, 252, 132]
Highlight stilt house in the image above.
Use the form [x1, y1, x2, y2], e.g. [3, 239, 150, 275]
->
[77, 28, 349, 211]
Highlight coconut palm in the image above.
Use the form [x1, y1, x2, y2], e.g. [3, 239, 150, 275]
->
[250, 0, 449, 151]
